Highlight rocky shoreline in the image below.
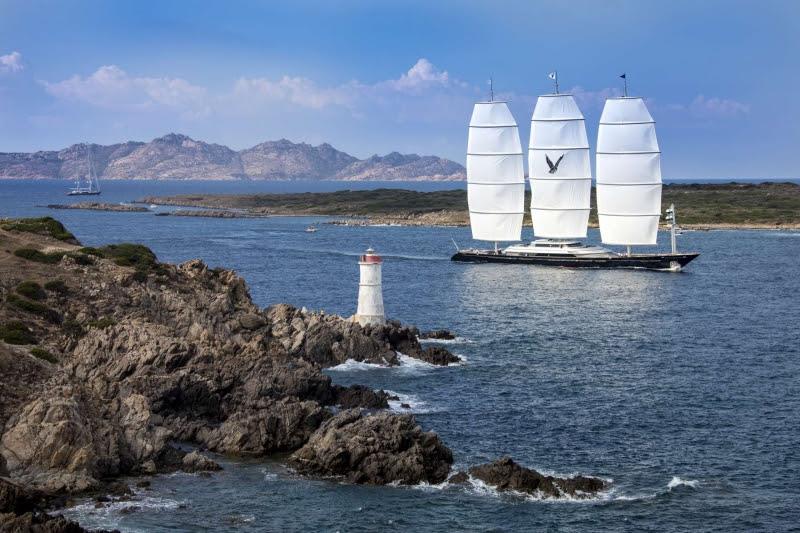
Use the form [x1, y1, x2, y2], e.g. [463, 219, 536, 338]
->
[0, 217, 608, 530]
[46, 202, 150, 213]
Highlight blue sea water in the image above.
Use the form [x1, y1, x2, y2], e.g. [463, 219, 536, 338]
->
[1, 180, 799, 532]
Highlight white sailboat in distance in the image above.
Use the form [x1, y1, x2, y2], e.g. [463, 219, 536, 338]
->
[452, 73, 698, 271]
[67, 144, 102, 196]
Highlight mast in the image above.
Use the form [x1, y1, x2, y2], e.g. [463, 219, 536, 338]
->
[595, 95, 661, 247]
[466, 93, 525, 243]
[528, 84, 591, 240]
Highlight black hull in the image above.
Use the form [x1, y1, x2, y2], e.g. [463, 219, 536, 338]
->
[67, 191, 101, 196]
[451, 251, 699, 271]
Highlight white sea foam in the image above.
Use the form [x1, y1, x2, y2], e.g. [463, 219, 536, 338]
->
[61, 493, 187, 524]
[385, 390, 437, 414]
[667, 476, 699, 490]
[326, 359, 386, 372]
[327, 352, 461, 374]
[418, 336, 475, 345]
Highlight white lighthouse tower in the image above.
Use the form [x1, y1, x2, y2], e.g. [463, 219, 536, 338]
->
[354, 247, 385, 326]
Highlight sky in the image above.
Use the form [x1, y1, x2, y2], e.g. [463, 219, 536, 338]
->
[0, 0, 798, 178]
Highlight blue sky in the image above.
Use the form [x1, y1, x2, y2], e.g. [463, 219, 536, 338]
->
[0, 0, 798, 178]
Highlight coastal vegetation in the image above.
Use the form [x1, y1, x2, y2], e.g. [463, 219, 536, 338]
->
[0, 216, 77, 242]
[141, 182, 800, 229]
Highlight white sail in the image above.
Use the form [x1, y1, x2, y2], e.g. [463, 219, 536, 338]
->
[467, 101, 525, 242]
[596, 97, 661, 245]
[528, 94, 591, 238]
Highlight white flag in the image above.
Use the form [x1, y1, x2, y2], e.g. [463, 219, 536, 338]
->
[548, 72, 557, 80]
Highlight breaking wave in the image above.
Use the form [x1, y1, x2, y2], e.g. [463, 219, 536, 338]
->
[327, 353, 462, 373]
[418, 336, 475, 345]
[385, 390, 438, 414]
[667, 476, 700, 490]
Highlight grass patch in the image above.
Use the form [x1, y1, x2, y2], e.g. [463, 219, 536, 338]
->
[87, 317, 116, 329]
[44, 280, 69, 295]
[0, 321, 37, 345]
[6, 293, 62, 324]
[14, 248, 64, 264]
[16, 281, 46, 301]
[0, 217, 77, 242]
[30, 347, 57, 363]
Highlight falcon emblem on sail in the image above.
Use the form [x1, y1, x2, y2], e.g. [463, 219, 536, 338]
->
[545, 154, 564, 174]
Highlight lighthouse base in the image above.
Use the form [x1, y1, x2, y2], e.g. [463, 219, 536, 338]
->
[352, 314, 386, 327]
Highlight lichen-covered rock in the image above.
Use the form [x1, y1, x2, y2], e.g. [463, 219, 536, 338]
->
[289, 410, 453, 485]
[467, 457, 607, 499]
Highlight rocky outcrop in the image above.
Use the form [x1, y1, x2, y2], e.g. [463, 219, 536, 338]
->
[0, 477, 98, 532]
[0, 220, 458, 498]
[464, 457, 607, 499]
[181, 451, 221, 473]
[0, 135, 465, 181]
[289, 410, 453, 485]
[46, 203, 149, 213]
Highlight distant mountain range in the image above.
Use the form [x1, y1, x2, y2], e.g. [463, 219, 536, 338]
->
[0, 133, 465, 181]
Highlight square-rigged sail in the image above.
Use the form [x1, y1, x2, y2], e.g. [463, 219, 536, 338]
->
[596, 97, 661, 245]
[528, 94, 591, 239]
[466, 102, 525, 242]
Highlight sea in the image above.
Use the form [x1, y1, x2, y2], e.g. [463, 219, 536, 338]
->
[1, 179, 798, 532]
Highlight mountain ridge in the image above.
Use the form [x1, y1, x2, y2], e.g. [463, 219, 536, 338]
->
[0, 133, 466, 181]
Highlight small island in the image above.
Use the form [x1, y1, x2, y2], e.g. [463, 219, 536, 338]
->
[140, 182, 800, 229]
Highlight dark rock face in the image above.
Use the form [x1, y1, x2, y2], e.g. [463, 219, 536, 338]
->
[414, 346, 461, 366]
[332, 385, 390, 410]
[420, 329, 455, 340]
[0, 478, 100, 532]
[468, 457, 607, 499]
[290, 410, 453, 485]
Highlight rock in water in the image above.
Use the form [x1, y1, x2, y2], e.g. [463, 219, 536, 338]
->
[468, 457, 606, 499]
[416, 346, 461, 366]
[289, 410, 453, 485]
[182, 451, 222, 473]
[420, 329, 456, 340]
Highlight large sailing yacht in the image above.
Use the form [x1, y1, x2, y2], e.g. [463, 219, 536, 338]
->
[452, 74, 699, 271]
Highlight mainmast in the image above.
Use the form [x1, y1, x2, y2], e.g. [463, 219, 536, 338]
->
[466, 83, 525, 244]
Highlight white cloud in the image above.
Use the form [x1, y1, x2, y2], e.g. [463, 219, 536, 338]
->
[232, 75, 354, 110]
[689, 94, 749, 117]
[0, 51, 23, 73]
[383, 58, 450, 92]
[42, 65, 208, 116]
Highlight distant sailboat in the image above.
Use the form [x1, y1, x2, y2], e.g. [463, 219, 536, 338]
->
[67, 144, 101, 196]
[453, 73, 698, 271]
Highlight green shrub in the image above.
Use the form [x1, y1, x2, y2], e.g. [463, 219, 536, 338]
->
[71, 253, 95, 266]
[62, 319, 85, 338]
[87, 317, 116, 329]
[6, 294, 62, 324]
[30, 347, 57, 363]
[16, 281, 46, 301]
[14, 248, 64, 264]
[0, 321, 37, 345]
[78, 247, 103, 257]
[44, 280, 69, 295]
[132, 270, 148, 282]
[97, 243, 158, 270]
[0, 217, 77, 242]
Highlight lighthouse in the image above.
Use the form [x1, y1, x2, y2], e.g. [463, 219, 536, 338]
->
[354, 247, 385, 326]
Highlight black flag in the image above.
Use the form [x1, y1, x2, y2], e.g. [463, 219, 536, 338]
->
[620, 73, 626, 79]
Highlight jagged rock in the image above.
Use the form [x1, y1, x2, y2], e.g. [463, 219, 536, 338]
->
[447, 471, 470, 485]
[415, 346, 461, 366]
[182, 451, 221, 473]
[239, 313, 266, 330]
[289, 410, 453, 485]
[332, 385, 390, 410]
[420, 329, 455, 340]
[467, 457, 607, 499]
